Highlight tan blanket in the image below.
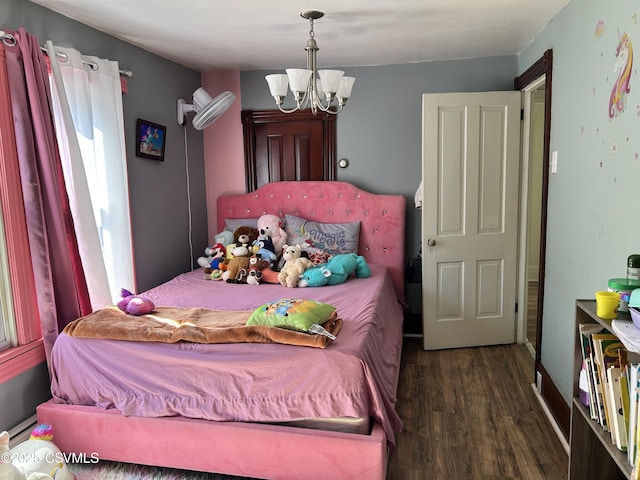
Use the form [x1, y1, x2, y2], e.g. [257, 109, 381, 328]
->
[62, 306, 341, 348]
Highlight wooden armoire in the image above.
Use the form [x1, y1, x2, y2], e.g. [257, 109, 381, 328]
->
[241, 109, 336, 192]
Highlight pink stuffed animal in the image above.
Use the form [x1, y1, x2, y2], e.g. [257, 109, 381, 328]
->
[117, 288, 155, 315]
[257, 214, 287, 255]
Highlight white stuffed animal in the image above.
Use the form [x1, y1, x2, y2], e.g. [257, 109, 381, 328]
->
[0, 425, 74, 480]
[277, 244, 314, 288]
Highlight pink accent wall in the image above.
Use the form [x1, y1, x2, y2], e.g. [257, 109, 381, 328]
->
[201, 71, 245, 243]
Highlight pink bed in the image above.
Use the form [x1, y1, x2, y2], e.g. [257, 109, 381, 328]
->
[37, 181, 406, 480]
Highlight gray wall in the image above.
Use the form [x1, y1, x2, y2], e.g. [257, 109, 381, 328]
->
[241, 56, 518, 314]
[0, 364, 50, 432]
[1, 0, 207, 431]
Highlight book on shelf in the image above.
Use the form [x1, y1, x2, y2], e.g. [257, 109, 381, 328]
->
[579, 358, 597, 419]
[592, 333, 625, 435]
[607, 365, 628, 450]
[579, 324, 609, 428]
[585, 357, 598, 420]
[629, 363, 640, 466]
[621, 369, 631, 446]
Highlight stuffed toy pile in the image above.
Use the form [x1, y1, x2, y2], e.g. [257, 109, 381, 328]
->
[0, 425, 75, 480]
[197, 215, 372, 289]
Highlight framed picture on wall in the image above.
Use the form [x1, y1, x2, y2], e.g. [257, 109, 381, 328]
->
[135, 118, 166, 161]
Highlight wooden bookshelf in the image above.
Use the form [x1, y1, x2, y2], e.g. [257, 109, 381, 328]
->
[569, 299, 632, 479]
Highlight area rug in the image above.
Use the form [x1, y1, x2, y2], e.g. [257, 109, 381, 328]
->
[68, 460, 260, 480]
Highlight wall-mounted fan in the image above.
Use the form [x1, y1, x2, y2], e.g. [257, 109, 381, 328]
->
[177, 87, 235, 130]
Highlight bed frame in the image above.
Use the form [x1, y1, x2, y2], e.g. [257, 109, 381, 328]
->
[37, 181, 406, 480]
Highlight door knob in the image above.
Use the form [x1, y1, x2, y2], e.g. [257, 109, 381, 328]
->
[427, 238, 436, 247]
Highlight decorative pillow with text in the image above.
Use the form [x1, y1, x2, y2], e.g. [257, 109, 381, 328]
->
[284, 214, 360, 255]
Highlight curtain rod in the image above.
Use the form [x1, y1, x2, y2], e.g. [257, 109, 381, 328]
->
[40, 46, 133, 78]
[0, 30, 132, 78]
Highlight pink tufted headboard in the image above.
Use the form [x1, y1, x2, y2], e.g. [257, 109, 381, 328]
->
[217, 181, 406, 302]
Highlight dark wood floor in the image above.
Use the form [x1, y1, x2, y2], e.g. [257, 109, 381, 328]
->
[387, 338, 568, 479]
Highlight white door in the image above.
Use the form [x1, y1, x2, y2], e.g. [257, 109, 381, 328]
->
[422, 91, 521, 350]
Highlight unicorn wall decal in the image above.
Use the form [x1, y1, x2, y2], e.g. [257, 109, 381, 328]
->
[609, 31, 633, 118]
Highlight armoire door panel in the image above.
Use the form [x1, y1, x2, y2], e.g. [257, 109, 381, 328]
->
[242, 110, 336, 192]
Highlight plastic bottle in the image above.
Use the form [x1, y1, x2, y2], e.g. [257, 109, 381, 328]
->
[628, 254, 640, 280]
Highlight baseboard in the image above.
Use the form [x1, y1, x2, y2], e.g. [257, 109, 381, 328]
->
[525, 339, 535, 358]
[536, 362, 571, 439]
[403, 333, 422, 339]
[8, 413, 37, 447]
[531, 383, 569, 454]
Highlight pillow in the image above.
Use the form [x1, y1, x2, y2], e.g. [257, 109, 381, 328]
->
[246, 298, 336, 332]
[284, 214, 360, 255]
[225, 218, 260, 231]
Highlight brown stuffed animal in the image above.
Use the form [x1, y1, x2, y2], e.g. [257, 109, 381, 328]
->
[238, 254, 270, 285]
[222, 244, 252, 282]
[233, 226, 259, 248]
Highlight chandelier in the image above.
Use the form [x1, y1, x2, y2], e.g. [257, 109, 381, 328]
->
[265, 10, 355, 115]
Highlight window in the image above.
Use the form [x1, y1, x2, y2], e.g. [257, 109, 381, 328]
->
[0, 75, 46, 381]
[0, 205, 17, 352]
[0, 37, 130, 382]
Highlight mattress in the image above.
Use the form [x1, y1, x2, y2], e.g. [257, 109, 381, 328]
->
[49, 264, 404, 446]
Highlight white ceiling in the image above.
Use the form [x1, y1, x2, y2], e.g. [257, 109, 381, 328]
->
[30, 0, 570, 72]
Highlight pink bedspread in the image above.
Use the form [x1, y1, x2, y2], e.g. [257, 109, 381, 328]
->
[49, 264, 404, 447]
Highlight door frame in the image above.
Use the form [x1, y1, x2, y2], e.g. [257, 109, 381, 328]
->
[515, 50, 552, 367]
[516, 73, 546, 347]
[515, 50, 569, 439]
[241, 109, 336, 192]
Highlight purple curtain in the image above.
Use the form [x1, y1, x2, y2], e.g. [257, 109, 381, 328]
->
[3, 28, 91, 362]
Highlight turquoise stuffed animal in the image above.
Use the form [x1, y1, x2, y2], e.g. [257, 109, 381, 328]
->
[297, 253, 371, 287]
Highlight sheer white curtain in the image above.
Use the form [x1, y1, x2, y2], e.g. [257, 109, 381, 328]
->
[46, 42, 134, 310]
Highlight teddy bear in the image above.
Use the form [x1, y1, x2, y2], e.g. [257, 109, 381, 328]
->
[0, 425, 74, 480]
[277, 244, 314, 288]
[232, 225, 259, 249]
[257, 214, 287, 255]
[297, 253, 371, 287]
[222, 243, 252, 282]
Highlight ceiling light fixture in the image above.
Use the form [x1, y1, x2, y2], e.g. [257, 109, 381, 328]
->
[265, 10, 355, 115]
